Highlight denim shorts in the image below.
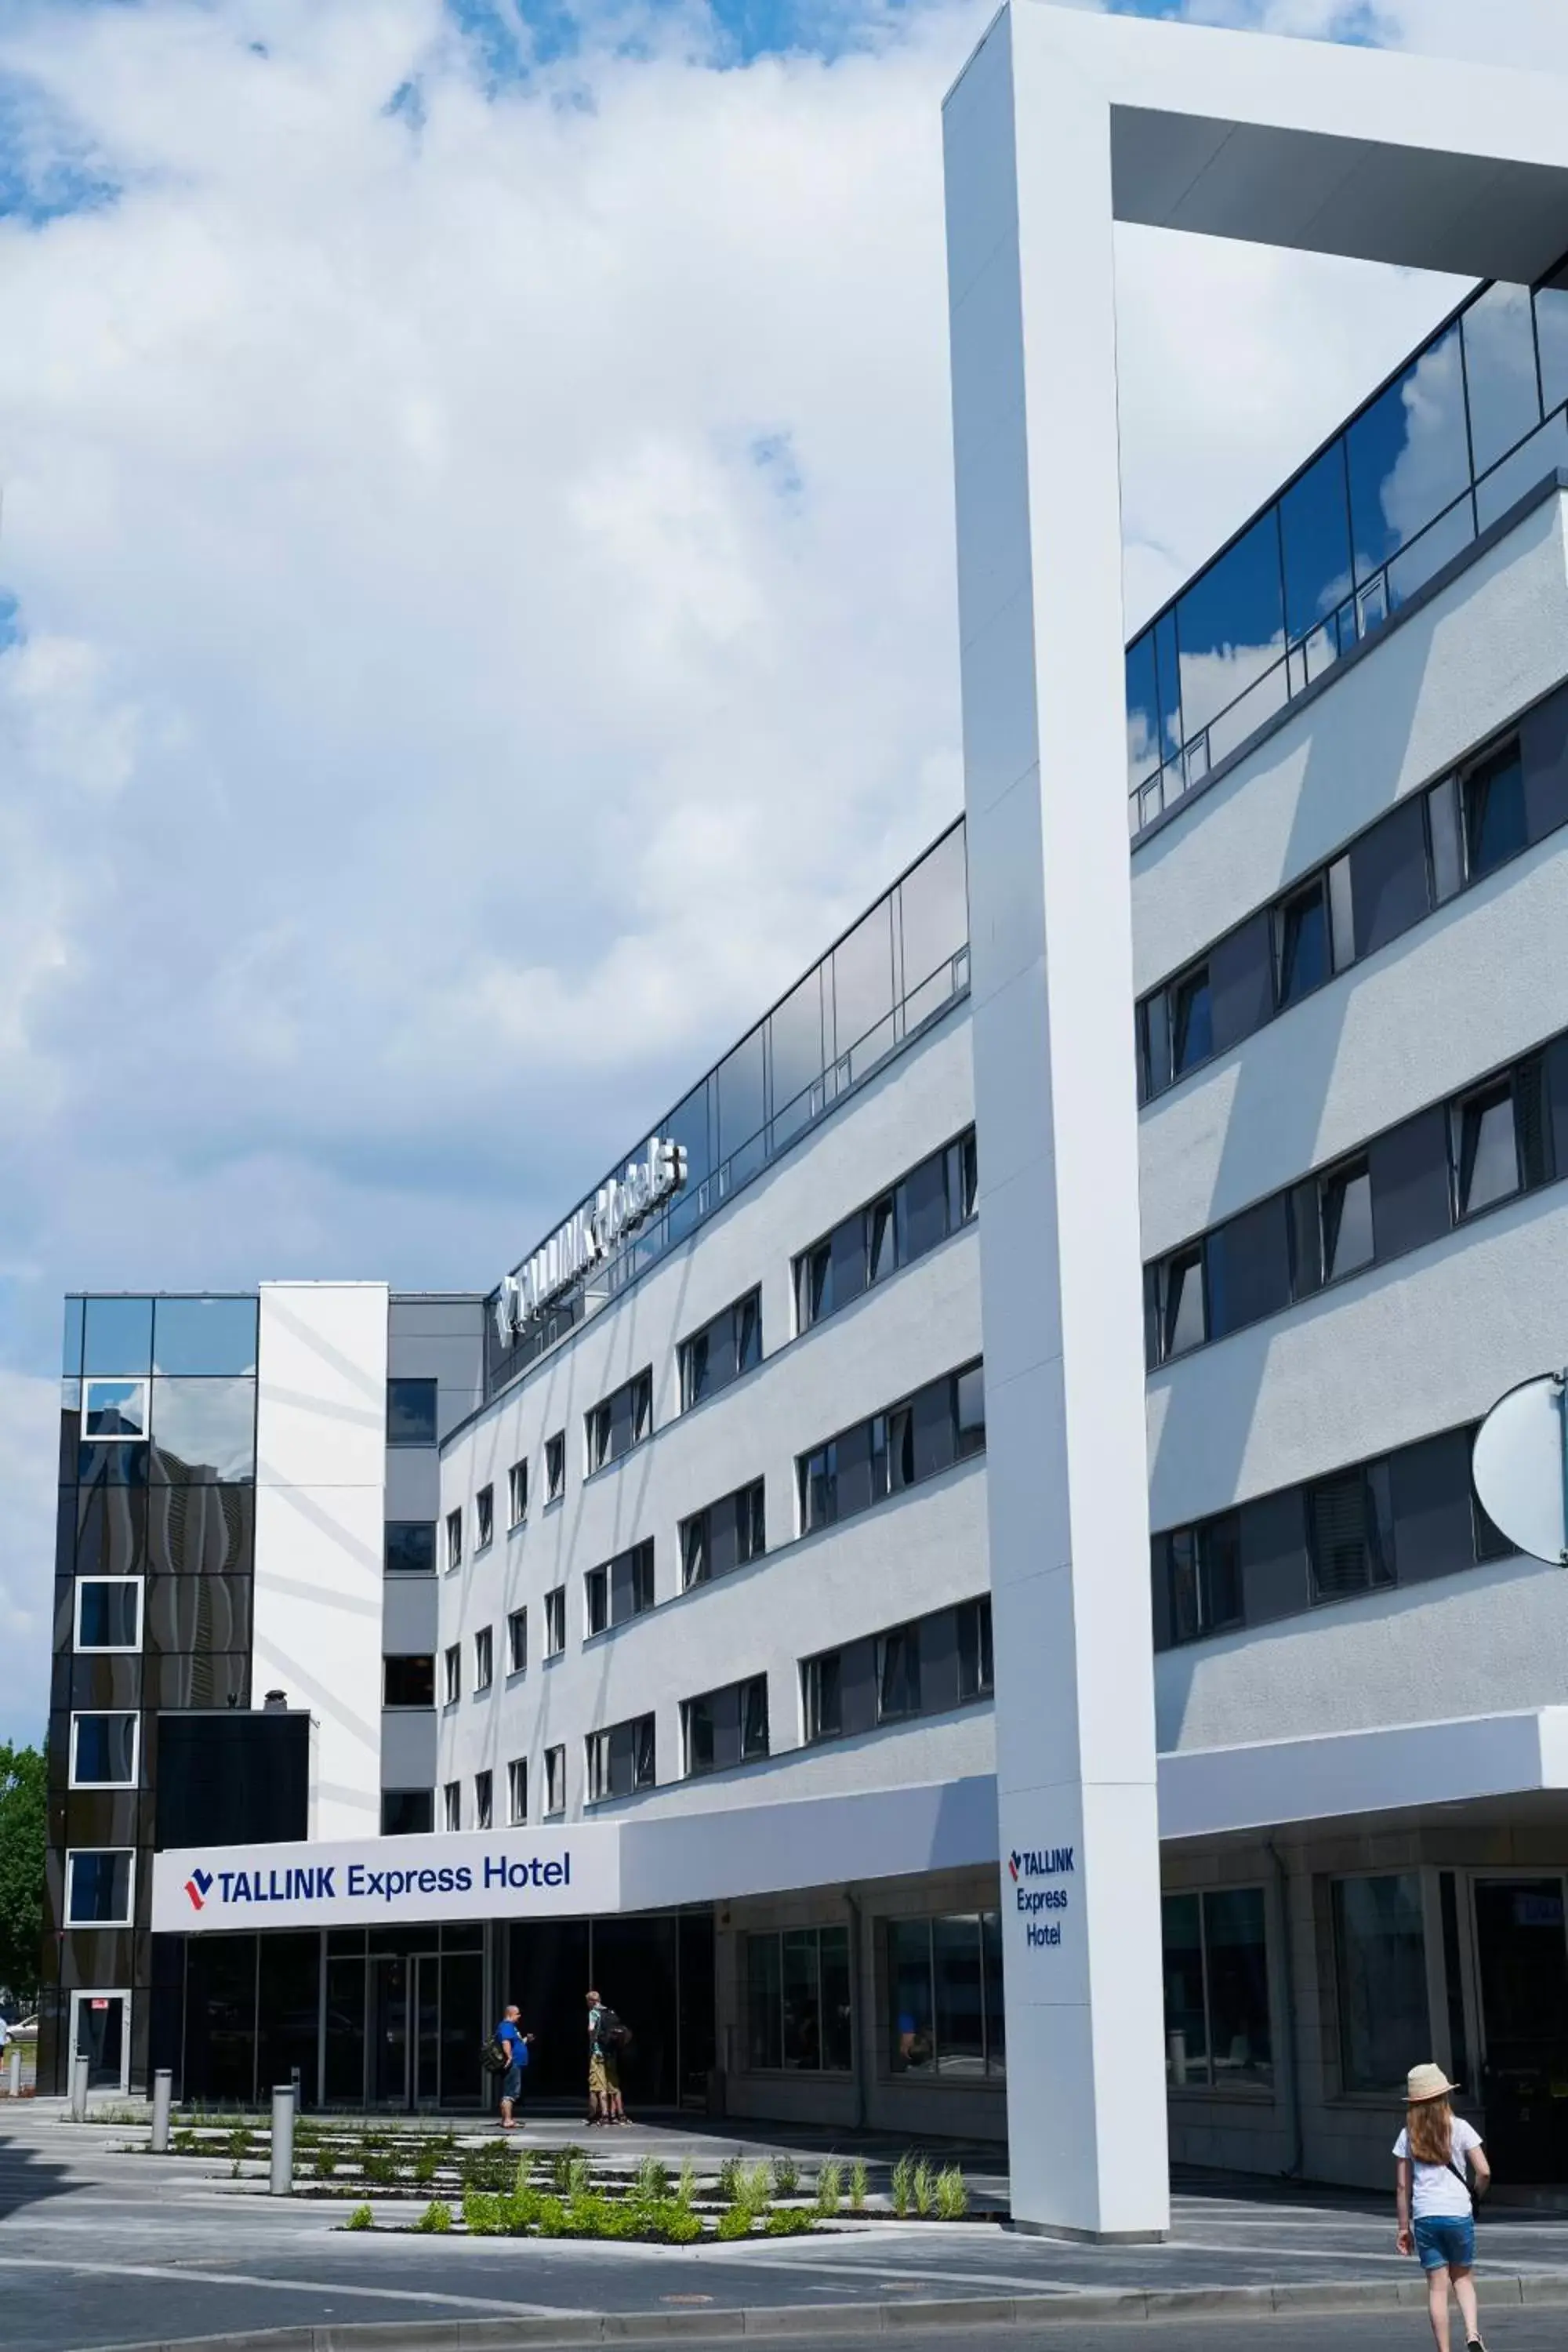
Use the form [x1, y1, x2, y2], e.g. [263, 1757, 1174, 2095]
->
[500, 2063, 523, 2102]
[1414, 2213, 1475, 2271]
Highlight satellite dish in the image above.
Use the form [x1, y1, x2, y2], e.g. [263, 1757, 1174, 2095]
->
[1472, 1371, 1568, 1568]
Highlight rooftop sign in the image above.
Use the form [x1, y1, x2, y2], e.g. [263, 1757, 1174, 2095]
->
[494, 1137, 687, 1345]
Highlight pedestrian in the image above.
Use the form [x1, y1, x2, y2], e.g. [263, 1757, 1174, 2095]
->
[1395, 2062, 1490, 2352]
[0, 2013, 9, 2092]
[494, 2002, 532, 2131]
[586, 1989, 628, 2126]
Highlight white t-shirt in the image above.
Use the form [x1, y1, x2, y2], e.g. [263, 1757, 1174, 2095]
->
[1394, 2116, 1483, 2219]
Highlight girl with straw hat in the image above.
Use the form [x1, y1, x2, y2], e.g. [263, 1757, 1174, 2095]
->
[1394, 2062, 1491, 2350]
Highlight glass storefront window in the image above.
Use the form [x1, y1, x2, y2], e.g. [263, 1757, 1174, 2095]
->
[745, 1926, 852, 2074]
[933, 1914, 985, 2077]
[1333, 1872, 1428, 2093]
[746, 1931, 782, 2071]
[887, 1913, 1005, 2078]
[1162, 1887, 1272, 2089]
[1162, 1893, 1209, 2085]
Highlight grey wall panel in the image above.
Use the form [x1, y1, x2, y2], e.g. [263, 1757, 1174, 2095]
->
[380, 1708, 437, 1791]
[384, 1448, 440, 1521]
[383, 1574, 437, 1653]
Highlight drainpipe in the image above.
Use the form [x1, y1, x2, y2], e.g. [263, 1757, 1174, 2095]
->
[844, 1891, 869, 2132]
[1266, 1839, 1305, 2180]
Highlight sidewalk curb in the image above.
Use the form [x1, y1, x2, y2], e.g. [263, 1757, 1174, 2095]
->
[100, 2270, 1568, 2347]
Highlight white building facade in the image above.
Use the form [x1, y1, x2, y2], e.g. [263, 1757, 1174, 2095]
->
[38, 5, 1568, 2220]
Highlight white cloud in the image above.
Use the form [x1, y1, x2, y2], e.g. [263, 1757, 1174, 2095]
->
[0, 0, 1561, 1736]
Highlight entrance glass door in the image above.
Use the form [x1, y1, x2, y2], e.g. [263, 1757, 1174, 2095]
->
[71, 1991, 129, 2091]
[412, 1955, 441, 2107]
[368, 1956, 409, 2107]
[1474, 1878, 1568, 2182]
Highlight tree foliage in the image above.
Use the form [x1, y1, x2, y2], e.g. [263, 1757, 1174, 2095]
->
[0, 1743, 46, 2009]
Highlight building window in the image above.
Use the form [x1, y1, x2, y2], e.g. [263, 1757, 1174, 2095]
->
[474, 1769, 493, 1831]
[683, 1675, 769, 1777]
[803, 1596, 993, 1744]
[387, 1378, 437, 1446]
[69, 1712, 138, 1789]
[585, 1538, 655, 1637]
[384, 1521, 436, 1577]
[474, 1626, 493, 1692]
[443, 1780, 461, 1833]
[680, 1480, 765, 1589]
[797, 1359, 985, 1534]
[1319, 1155, 1375, 1283]
[586, 1369, 653, 1475]
[745, 1925, 852, 2072]
[544, 1587, 566, 1657]
[544, 1744, 566, 1816]
[546, 1432, 565, 1504]
[678, 1289, 762, 1411]
[443, 1644, 461, 1707]
[380, 1789, 434, 1836]
[586, 1714, 656, 1803]
[793, 1128, 978, 1336]
[507, 1606, 528, 1675]
[1170, 964, 1212, 1077]
[1161, 1888, 1272, 2089]
[74, 1577, 142, 1653]
[82, 1376, 149, 1444]
[1162, 1518, 1243, 1646]
[383, 1653, 435, 1708]
[1308, 1463, 1394, 1602]
[508, 1460, 528, 1527]
[445, 1509, 463, 1573]
[1452, 1076, 1520, 1218]
[507, 1757, 528, 1824]
[1462, 741, 1527, 880]
[886, 1913, 1004, 2077]
[1158, 1247, 1207, 1359]
[65, 1849, 135, 1927]
[475, 1486, 494, 1551]
[1333, 1874, 1428, 2094]
[1272, 876, 1330, 1010]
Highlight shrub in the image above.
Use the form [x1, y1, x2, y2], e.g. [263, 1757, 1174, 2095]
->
[171, 2128, 195, 2155]
[765, 2207, 815, 2236]
[635, 2154, 670, 2200]
[550, 2145, 589, 2194]
[346, 2204, 375, 2232]
[413, 2141, 440, 2186]
[311, 2146, 339, 2180]
[532, 2194, 569, 2238]
[815, 2158, 843, 2218]
[912, 2158, 936, 2219]
[935, 2166, 968, 2220]
[891, 2154, 916, 2217]
[849, 2158, 868, 2214]
[716, 2205, 755, 2240]
[361, 2148, 401, 2186]
[463, 2190, 506, 2237]
[677, 2158, 699, 2210]
[659, 2203, 702, 2245]
[741, 2160, 773, 2212]
[716, 2154, 743, 2202]
[416, 2200, 453, 2234]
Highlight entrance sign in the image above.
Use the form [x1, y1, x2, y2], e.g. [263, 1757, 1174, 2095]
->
[1473, 1373, 1568, 1566]
[152, 1824, 621, 1934]
[495, 1138, 687, 1341]
[942, 0, 1568, 2238]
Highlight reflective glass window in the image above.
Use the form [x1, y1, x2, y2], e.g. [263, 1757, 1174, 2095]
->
[151, 1377, 255, 1483]
[804, 1650, 841, 1743]
[887, 1919, 934, 2072]
[1208, 1890, 1272, 2086]
[546, 1433, 564, 1502]
[382, 1789, 434, 1836]
[876, 1624, 920, 1721]
[387, 1379, 437, 1446]
[782, 1931, 820, 2068]
[71, 1712, 137, 1787]
[1308, 1465, 1395, 1601]
[955, 1363, 985, 1458]
[67, 1849, 134, 1925]
[746, 1933, 782, 2071]
[898, 825, 967, 998]
[83, 1298, 153, 1377]
[663, 1080, 713, 1241]
[383, 1654, 434, 1708]
[1535, 262, 1568, 417]
[1162, 1893, 1208, 2084]
[1454, 1079, 1519, 1217]
[1175, 511, 1285, 746]
[1334, 1874, 1428, 2093]
[1427, 775, 1464, 902]
[1273, 878, 1329, 1009]
[1279, 443, 1353, 645]
[76, 1579, 141, 1651]
[1126, 633, 1161, 791]
[822, 1924, 854, 2074]
[62, 1298, 84, 1377]
[1463, 281, 1542, 477]
[545, 1744, 565, 1813]
[1171, 967, 1212, 1076]
[768, 967, 825, 1143]
[831, 900, 894, 1062]
[152, 1297, 259, 1376]
[82, 1379, 148, 1443]
[1160, 1248, 1206, 1360]
[1348, 793, 1430, 960]
[1322, 1158, 1374, 1283]
[1153, 607, 1181, 764]
[933, 1916, 985, 2077]
[1464, 744, 1527, 878]
[1347, 325, 1470, 582]
[1205, 1201, 1290, 1339]
[716, 1025, 765, 1162]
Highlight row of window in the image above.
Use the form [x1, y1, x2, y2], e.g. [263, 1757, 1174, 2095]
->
[798, 1362, 985, 1534]
[1148, 1029, 1568, 1365]
[1152, 1421, 1512, 1651]
[1138, 690, 1568, 1103]
[793, 1129, 977, 1335]
[744, 1912, 1004, 2078]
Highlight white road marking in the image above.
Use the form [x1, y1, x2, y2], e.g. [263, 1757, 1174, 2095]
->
[0, 2255, 558, 2315]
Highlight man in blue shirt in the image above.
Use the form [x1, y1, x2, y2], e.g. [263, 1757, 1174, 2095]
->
[495, 2004, 532, 2129]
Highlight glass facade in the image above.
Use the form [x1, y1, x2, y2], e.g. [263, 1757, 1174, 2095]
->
[42, 1294, 260, 2096]
[485, 822, 969, 1398]
[1127, 260, 1568, 836]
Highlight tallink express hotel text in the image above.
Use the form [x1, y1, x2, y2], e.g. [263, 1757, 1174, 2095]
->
[42, 253, 1568, 2189]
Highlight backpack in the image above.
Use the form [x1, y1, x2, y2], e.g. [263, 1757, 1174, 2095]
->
[480, 2034, 512, 2075]
[599, 2008, 631, 2050]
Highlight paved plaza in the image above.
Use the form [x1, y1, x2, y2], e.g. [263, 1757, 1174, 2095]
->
[5, 2105, 1568, 2351]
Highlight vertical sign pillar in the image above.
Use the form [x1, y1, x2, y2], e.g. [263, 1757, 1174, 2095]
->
[942, 5, 1167, 2238]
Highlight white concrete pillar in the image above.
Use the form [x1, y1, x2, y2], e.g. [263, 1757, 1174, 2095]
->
[942, 7, 1167, 2241]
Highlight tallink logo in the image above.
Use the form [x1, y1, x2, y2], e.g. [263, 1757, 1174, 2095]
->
[184, 1869, 213, 1913]
[176, 1852, 573, 1915]
[1010, 1844, 1074, 1949]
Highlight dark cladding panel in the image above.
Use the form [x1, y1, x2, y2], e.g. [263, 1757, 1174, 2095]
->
[154, 1712, 310, 1850]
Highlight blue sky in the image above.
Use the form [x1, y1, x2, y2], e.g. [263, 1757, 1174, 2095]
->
[0, 0, 1561, 1740]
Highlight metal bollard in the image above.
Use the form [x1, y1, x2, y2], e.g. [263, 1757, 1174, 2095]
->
[70, 2051, 89, 2122]
[269, 2084, 295, 2196]
[5, 2045, 20, 2100]
[151, 2069, 172, 2154]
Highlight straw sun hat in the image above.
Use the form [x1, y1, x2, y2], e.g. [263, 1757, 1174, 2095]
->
[1406, 2063, 1460, 2103]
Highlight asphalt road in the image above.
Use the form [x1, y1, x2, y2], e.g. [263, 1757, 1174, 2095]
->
[6, 2110, 1568, 2352]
